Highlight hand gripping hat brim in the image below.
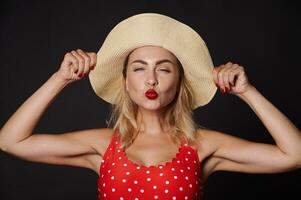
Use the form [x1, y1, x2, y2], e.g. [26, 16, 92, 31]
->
[89, 13, 217, 109]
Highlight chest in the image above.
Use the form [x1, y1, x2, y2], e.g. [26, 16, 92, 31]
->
[123, 140, 181, 167]
[98, 139, 203, 199]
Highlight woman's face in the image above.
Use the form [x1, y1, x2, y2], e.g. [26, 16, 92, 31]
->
[125, 46, 180, 111]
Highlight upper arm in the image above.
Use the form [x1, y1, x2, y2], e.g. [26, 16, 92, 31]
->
[2, 128, 112, 169]
[200, 129, 300, 174]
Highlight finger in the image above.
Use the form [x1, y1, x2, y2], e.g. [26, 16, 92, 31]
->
[224, 63, 240, 91]
[237, 66, 247, 83]
[71, 50, 85, 77]
[87, 52, 97, 70]
[221, 66, 233, 92]
[212, 67, 219, 87]
[76, 49, 91, 75]
[226, 61, 233, 65]
[228, 64, 240, 86]
[63, 52, 75, 66]
[214, 65, 224, 86]
[64, 52, 79, 74]
[218, 65, 229, 93]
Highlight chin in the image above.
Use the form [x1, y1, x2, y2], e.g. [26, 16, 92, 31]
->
[140, 99, 174, 111]
[139, 102, 162, 110]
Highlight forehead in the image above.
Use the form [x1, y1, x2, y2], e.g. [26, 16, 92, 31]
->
[128, 46, 178, 62]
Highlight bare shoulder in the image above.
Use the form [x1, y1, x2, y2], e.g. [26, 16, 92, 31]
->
[66, 127, 115, 175]
[90, 128, 115, 156]
[196, 128, 236, 153]
[195, 128, 221, 161]
[195, 128, 228, 180]
[78, 127, 115, 175]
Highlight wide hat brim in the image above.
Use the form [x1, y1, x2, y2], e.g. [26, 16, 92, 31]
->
[89, 13, 217, 109]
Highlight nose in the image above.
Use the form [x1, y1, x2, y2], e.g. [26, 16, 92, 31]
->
[146, 70, 158, 86]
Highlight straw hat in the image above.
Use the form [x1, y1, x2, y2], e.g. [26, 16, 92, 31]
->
[89, 13, 217, 109]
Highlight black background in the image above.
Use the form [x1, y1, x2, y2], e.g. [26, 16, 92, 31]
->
[1, 0, 300, 200]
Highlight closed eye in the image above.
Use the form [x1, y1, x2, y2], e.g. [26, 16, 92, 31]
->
[133, 68, 144, 71]
[133, 68, 170, 73]
[160, 69, 170, 72]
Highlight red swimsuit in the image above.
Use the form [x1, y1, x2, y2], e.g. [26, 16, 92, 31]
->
[98, 133, 203, 200]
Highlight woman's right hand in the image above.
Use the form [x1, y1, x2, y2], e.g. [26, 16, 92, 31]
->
[56, 49, 97, 84]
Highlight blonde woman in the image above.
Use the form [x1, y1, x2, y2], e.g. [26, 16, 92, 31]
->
[1, 13, 301, 200]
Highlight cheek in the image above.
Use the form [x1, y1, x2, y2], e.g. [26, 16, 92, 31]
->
[126, 78, 134, 90]
[158, 80, 178, 102]
[126, 77, 141, 92]
[159, 76, 179, 92]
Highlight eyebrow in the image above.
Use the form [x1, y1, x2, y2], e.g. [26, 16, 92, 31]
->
[130, 59, 175, 65]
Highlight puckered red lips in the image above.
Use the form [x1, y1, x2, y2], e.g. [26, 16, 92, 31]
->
[145, 89, 158, 99]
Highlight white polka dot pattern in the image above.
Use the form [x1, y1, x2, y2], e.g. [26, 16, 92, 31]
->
[97, 134, 203, 199]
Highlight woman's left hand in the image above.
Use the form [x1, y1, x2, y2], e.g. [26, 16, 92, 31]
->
[213, 62, 253, 95]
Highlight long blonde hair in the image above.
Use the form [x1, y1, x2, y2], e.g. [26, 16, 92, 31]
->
[107, 53, 204, 149]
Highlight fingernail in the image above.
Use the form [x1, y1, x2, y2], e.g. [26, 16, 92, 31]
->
[79, 73, 83, 77]
[226, 87, 230, 92]
[215, 83, 220, 88]
[221, 88, 225, 93]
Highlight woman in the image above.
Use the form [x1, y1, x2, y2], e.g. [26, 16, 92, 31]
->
[1, 13, 301, 200]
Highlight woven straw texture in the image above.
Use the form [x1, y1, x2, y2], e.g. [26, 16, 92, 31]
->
[89, 13, 217, 109]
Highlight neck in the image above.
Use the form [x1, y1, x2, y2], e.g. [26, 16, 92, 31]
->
[136, 107, 171, 136]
